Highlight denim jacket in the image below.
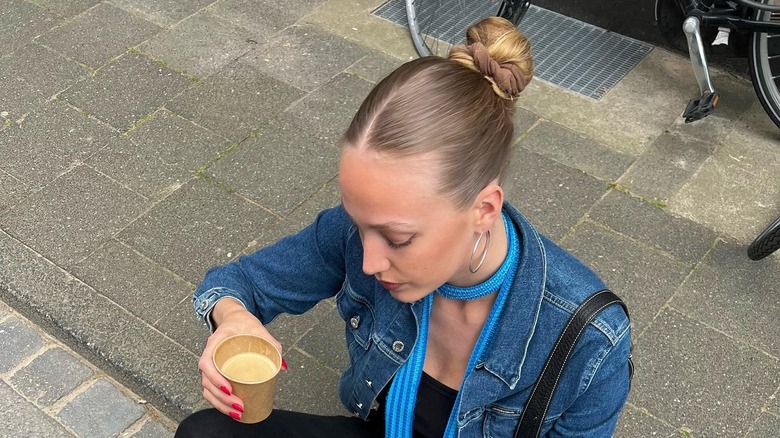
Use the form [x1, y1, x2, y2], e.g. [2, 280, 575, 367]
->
[193, 203, 632, 437]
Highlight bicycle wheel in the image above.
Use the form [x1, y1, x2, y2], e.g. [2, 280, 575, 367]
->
[749, 1, 780, 130]
[747, 216, 780, 260]
[405, 0, 525, 57]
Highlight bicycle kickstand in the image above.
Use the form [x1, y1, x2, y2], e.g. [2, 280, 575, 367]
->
[681, 15, 719, 123]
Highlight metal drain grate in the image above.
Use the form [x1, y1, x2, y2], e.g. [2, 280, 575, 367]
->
[373, 0, 653, 100]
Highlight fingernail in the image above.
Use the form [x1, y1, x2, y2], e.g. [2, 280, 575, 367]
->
[281, 358, 288, 371]
[220, 385, 231, 396]
[229, 411, 241, 421]
[232, 403, 244, 413]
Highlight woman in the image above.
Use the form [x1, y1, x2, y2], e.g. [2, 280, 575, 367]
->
[176, 17, 631, 437]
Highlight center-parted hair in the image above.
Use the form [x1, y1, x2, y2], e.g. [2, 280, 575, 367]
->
[343, 17, 533, 209]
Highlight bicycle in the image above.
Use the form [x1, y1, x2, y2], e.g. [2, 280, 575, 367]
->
[403, 0, 780, 259]
[655, 0, 780, 260]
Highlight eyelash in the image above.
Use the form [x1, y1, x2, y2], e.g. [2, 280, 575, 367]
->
[387, 237, 413, 250]
[348, 217, 413, 250]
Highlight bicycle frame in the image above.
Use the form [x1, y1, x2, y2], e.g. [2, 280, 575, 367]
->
[675, 0, 780, 32]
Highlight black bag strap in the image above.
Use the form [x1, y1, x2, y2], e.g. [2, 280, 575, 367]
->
[514, 289, 629, 438]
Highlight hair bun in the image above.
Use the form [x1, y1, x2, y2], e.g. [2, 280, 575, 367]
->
[449, 17, 533, 100]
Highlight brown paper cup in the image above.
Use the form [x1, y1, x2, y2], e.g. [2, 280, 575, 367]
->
[213, 334, 282, 423]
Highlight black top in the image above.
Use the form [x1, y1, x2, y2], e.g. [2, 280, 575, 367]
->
[373, 372, 459, 438]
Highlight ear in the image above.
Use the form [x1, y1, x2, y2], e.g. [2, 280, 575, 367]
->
[472, 182, 504, 233]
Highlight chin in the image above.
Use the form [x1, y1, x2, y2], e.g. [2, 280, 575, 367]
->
[388, 287, 431, 304]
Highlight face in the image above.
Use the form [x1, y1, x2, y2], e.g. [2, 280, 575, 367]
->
[338, 146, 480, 303]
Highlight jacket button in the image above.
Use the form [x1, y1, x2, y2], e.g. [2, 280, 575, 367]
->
[350, 316, 360, 329]
[365, 379, 372, 388]
[356, 402, 363, 409]
[392, 341, 404, 352]
[200, 300, 208, 310]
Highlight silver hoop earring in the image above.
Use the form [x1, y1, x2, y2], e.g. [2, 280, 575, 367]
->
[469, 230, 491, 274]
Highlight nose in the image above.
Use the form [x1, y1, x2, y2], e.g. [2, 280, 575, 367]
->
[361, 234, 391, 276]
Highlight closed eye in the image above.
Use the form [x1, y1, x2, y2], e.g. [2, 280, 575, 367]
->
[387, 236, 414, 249]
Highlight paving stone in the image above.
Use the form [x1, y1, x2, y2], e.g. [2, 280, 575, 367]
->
[210, 0, 329, 42]
[139, 11, 254, 79]
[344, 51, 400, 84]
[152, 296, 209, 356]
[748, 413, 780, 438]
[284, 72, 374, 143]
[86, 108, 232, 200]
[58, 379, 145, 438]
[245, 25, 371, 92]
[131, 418, 174, 437]
[0, 1, 55, 58]
[668, 137, 780, 243]
[0, 169, 28, 213]
[0, 232, 201, 414]
[631, 309, 779, 437]
[0, 100, 116, 188]
[0, 74, 47, 122]
[589, 190, 718, 264]
[109, 0, 213, 27]
[727, 101, 780, 159]
[504, 148, 609, 241]
[116, 179, 279, 284]
[265, 299, 336, 353]
[72, 239, 194, 325]
[9, 347, 94, 406]
[616, 131, 714, 204]
[26, 0, 100, 19]
[614, 403, 677, 438]
[669, 69, 758, 147]
[561, 221, 691, 334]
[86, 136, 195, 202]
[0, 165, 150, 268]
[518, 120, 635, 182]
[0, 41, 86, 121]
[36, 3, 161, 69]
[0, 316, 46, 373]
[670, 240, 780, 357]
[0, 42, 86, 99]
[513, 106, 539, 136]
[242, 178, 340, 252]
[0, 382, 72, 437]
[167, 61, 305, 142]
[0, 297, 9, 317]
[208, 118, 339, 215]
[273, 347, 347, 416]
[295, 306, 349, 373]
[62, 53, 191, 130]
[304, 0, 417, 60]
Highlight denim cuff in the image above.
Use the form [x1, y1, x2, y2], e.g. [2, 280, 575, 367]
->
[192, 288, 247, 333]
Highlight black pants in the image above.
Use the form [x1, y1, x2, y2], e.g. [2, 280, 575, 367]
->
[175, 408, 384, 438]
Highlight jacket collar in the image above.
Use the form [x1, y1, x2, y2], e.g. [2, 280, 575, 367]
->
[478, 203, 547, 389]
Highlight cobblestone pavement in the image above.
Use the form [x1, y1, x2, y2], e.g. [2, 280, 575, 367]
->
[0, 0, 779, 436]
[0, 298, 176, 437]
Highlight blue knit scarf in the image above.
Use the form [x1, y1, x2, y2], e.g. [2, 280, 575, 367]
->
[385, 211, 520, 437]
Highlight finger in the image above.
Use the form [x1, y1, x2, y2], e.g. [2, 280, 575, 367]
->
[201, 373, 245, 414]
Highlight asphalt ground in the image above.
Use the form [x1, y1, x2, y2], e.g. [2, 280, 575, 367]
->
[0, 0, 778, 436]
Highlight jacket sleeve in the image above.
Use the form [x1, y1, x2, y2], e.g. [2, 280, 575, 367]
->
[546, 325, 632, 437]
[192, 205, 352, 331]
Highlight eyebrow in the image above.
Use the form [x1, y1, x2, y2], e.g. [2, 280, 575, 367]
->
[344, 211, 416, 232]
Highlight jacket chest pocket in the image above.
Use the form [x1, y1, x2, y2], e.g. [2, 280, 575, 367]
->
[482, 406, 556, 438]
[336, 285, 374, 351]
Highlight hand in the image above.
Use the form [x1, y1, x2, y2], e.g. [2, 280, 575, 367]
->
[197, 298, 283, 421]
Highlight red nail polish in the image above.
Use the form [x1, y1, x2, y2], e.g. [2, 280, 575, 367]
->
[229, 411, 241, 421]
[281, 358, 288, 371]
[220, 385, 231, 396]
[232, 403, 244, 413]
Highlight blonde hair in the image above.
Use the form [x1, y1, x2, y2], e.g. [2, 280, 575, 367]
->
[343, 17, 533, 209]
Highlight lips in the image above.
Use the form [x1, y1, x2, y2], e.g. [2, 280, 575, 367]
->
[379, 280, 403, 291]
